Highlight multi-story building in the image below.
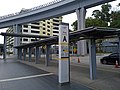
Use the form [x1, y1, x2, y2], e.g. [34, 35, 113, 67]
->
[6, 17, 62, 54]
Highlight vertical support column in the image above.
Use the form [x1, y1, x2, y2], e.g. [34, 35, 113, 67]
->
[19, 48, 22, 60]
[59, 23, 70, 85]
[3, 35, 7, 61]
[72, 43, 74, 55]
[50, 47, 52, 60]
[89, 38, 96, 80]
[76, 8, 87, 55]
[17, 48, 20, 59]
[118, 37, 120, 64]
[39, 47, 41, 58]
[13, 24, 22, 55]
[23, 48, 27, 61]
[29, 47, 32, 62]
[45, 45, 50, 66]
[35, 47, 39, 64]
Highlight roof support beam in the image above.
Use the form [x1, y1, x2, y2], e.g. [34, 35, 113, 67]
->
[89, 38, 97, 80]
[35, 46, 40, 64]
[3, 35, 7, 62]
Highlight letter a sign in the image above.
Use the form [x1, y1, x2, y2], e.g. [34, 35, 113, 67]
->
[63, 36, 67, 42]
[59, 23, 69, 58]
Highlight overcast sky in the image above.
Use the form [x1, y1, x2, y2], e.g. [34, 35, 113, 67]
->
[0, 0, 119, 44]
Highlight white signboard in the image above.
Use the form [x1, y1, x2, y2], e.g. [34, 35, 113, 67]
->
[59, 23, 69, 58]
[59, 23, 70, 84]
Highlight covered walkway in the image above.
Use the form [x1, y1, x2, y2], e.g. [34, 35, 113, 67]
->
[1, 26, 120, 85]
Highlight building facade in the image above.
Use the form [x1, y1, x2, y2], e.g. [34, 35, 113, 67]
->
[6, 17, 62, 54]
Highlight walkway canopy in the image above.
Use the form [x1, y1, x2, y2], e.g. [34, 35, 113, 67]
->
[14, 26, 120, 49]
[0, 32, 51, 38]
[5, 26, 120, 81]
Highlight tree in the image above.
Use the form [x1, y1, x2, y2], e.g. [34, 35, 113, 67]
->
[71, 4, 111, 31]
[71, 20, 77, 31]
[86, 17, 108, 27]
[71, 17, 107, 31]
[92, 3, 111, 25]
[110, 11, 120, 28]
[110, 4, 120, 28]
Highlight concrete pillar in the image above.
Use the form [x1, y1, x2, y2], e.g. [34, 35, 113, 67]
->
[89, 38, 96, 80]
[118, 37, 120, 64]
[29, 47, 32, 62]
[39, 47, 41, 58]
[72, 43, 74, 55]
[50, 47, 52, 60]
[17, 49, 20, 59]
[19, 48, 22, 60]
[45, 45, 50, 66]
[76, 8, 87, 56]
[23, 48, 27, 61]
[3, 35, 7, 61]
[59, 23, 70, 85]
[13, 24, 22, 55]
[35, 46, 40, 64]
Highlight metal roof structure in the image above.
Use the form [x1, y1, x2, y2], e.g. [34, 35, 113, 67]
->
[14, 27, 120, 49]
[0, 32, 51, 38]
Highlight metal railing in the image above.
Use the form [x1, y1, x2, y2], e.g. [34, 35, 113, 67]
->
[0, 0, 63, 20]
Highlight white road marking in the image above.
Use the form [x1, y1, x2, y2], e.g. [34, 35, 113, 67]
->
[0, 73, 53, 83]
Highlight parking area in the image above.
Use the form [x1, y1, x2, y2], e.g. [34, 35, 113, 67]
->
[0, 59, 91, 90]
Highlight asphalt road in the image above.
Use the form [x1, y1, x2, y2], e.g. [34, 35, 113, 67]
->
[0, 60, 91, 90]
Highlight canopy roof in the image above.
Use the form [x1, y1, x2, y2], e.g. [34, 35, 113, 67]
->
[0, 32, 50, 38]
[13, 26, 120, 49]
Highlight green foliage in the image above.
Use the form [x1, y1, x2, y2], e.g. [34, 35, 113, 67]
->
[86, 17, 108, 27]
[71, 20, 77, 31]
[110, 11, 120, 28]
[71, 3, 120, 31]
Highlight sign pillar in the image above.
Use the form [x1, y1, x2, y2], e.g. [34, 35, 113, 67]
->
[59, 23, 70, 85]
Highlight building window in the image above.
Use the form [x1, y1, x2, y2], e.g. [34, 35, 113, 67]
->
[43, 24, 45, 26]
[47, 26, 50, 28]
[43, 32, 46, 34]
[53, 31, 59, 33]
[53, 19, 59, 22]
[47, 22, 50, 24]
[53, 35, 57, 36]
[31, 26, 39, 29]
[47, 29, 50, 32]
[32, 22, 39, 25]
[31, 30, 39, 33]
[47, 33, 50, 36]
[24, 25, 28, 28]
[23, 38, 28, 41]
[43, 20, 45, 22]
[43, 28, 46, 30]
[23, 29, 28, 32]
[31, 39, 35, 42]
[53, 27, 59, 30]
[53, 23, 59, 26]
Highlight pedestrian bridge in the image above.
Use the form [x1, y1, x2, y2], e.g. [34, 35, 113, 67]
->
[0, 0, 114, 29]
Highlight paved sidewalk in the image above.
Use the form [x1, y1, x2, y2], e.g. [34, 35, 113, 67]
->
[17, 55, 120, 90]
[0, 60, 91, 90]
